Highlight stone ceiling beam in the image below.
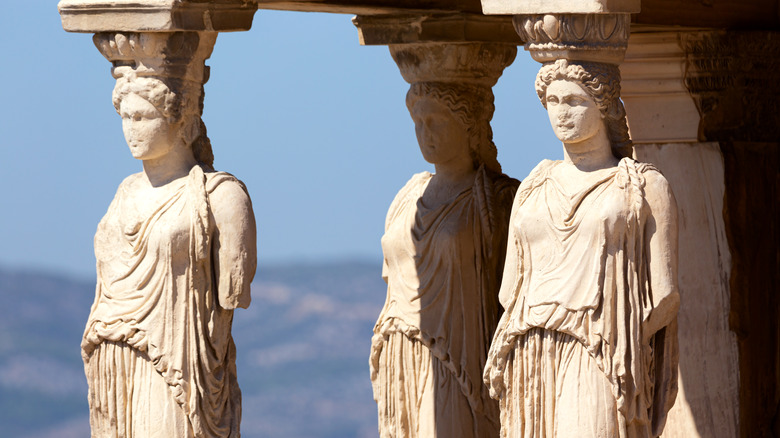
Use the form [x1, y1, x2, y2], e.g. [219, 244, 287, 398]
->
[257, 0, 482, 15]
[481, 0, 639, 15]
[59, 0, 258, 33]
[353, 13, 520, 45]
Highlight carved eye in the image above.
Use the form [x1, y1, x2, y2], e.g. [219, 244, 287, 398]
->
[547, 95, 559, 105]
[132, 114, 142, 122]
[568, 96, 585, 106]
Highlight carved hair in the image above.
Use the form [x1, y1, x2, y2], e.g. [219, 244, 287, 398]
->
[406, 82, 502, 174]
[112, 75, 214, 168]
[535, 59, 632, 158]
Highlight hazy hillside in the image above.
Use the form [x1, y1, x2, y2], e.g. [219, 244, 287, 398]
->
[0, 261, 387, 438]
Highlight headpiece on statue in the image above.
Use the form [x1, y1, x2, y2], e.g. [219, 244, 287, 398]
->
[93, 31, 216, 84]
[514, 14, 629, 65]
[389, 43, 517, 87]
[95, 31, 216, 168]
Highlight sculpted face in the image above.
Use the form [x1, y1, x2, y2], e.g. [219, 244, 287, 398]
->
[545, 79, 603, 144]
[410, 97, 471, 167]
[120, 93, 178, 161]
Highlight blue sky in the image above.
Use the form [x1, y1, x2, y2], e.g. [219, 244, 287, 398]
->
[1, 2, 555, 278]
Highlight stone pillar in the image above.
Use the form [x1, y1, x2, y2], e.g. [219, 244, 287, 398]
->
[57, 2, 259, 436]
[620, 30, 739, 438]
[621, 29, 780, 438]
[482, 1, 686, 436]
[354, 13, 520, 438]
[680, 30, 780, 438]
[481, 0, 778, 433]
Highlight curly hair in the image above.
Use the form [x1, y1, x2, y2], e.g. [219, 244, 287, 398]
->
[535, 59, 632, 158]
[406, 82, 502, 174]
[112, 75, 214, 168]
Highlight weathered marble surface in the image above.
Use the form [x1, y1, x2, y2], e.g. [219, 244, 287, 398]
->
[371, 43, 519, 438]
[82, 32, 256, 438]
[484, 59, 680, 438]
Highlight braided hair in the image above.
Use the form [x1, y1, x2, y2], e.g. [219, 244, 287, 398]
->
[535, 59, 632, 159]
[406, 82, 502, 174]
[113, 75, 214, 168]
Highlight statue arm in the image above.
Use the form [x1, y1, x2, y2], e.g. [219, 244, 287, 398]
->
[497, 198, 523, 309]
[210, 180, 257, 310]
[380, 173, 426, 284]
[643, 170, 681, 338]
[642, 169, 682, 434]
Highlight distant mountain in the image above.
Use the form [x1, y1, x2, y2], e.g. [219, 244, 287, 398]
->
[0, 261, 387, 438]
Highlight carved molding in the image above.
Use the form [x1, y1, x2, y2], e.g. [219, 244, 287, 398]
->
[620, 31, 701, 143]
[353, 13, 521, 45]
[94, 31, 216, 84]
[389, 43, 516, 86]
[513, 13, 630, 64]
[683, 31, 780, 142]
[59, 0, 257, 33]
[93, 31, 217, 162]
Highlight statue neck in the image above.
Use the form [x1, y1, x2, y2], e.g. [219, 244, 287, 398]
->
[562, 129, 618, 172]
[142, 144, 198, 187]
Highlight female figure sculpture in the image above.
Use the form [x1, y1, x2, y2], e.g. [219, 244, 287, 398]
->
[82, 72, 256, 437]
[483, 59, 680, 438]
[370, 82, 519, 437]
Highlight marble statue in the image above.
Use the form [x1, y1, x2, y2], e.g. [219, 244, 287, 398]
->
[81, 55, 256, 437]
[370, 81, 519, 438]
[483, 59, 680, 438]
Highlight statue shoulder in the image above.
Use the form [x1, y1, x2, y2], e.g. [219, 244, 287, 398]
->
[528, 159, 558, 178]
[116, 172, 144, 192]
[513, 159, 557, 207]
[480, 169, 521, 212]
[392, 171, 431, 205]
[642, 165, 676, 212]
[487, 170, 520, 194]
[203, 169, 248, 196]
[384, 171, 431, 230]
[203, 170, 252, 216]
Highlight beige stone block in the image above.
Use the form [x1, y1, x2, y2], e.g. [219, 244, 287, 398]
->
[58, 0, 257, 33]
[353, 13, 520, 45]
[621, 32, 701, 143]
[635, 142, 739, 438]
[481, 0, 640, 16]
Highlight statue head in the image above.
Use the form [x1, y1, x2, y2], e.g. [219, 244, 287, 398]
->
[112, 75, 214, 167]
[535, 59, 632, 158]
[406, 82, 502, 174]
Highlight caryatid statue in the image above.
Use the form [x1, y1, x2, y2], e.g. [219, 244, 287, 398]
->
[484, 14, 680, 438]
[370, 43, 519, 438]
[82, 32, 256, 438]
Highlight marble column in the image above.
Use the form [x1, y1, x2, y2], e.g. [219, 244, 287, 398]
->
[58, 2, 259, 437]
[678, 30, 780, 438]
[481, 0, 690, 436]
[620, 30, 740, 438]
[481, 0, 778, 434]
[354, 13, 521, 438]
[619, 28, 780, 438]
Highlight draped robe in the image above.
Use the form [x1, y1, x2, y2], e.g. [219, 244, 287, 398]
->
[371, 165, 518, 437]
[484, 158, 679, 438]
[83, 165, 252, 438]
